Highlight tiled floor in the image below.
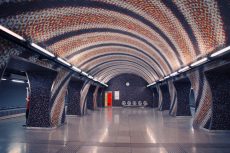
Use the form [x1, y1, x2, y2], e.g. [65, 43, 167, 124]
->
[0, 107, 230, 153]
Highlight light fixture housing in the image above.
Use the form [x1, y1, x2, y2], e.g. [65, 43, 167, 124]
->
[72, 66, 81, 73]
[88, 75, 94, 79]
[170, 72, 179, 77]
[178, 66, 190, 73]
[57, 57, 71, 67]
[147, 82, 156, 87]
[11, 79, 25, 83]
[31, 43, 55, 57]
[81, 71, 88, 76]
[0, 25, 25, 41]
[210, 46, 230, 57]
[190, 57, 208, 67]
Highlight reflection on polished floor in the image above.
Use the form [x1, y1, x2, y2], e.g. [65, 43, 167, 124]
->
[1, 108, 230, 153]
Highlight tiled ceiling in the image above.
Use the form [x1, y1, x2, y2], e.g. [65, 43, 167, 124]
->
[0, 0, 229, 83]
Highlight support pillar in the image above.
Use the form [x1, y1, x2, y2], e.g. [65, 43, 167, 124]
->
[26, 71, 57, 127]
[205, 64, 230, 130]
[150, 87, 159, 108]
[66, 79, 84, 115]
[87, 85, 96, 110]
[159, 83, 170, 111]
[173, 78, 191, 116]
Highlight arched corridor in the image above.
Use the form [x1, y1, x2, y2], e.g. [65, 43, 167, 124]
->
[0, 0, 230, 152]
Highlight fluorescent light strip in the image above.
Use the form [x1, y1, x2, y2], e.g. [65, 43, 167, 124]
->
[72, 66, 81, 73]
[81, 71, 88, 76]
[164, 76, 170, 79]
[190, 57, 208, 67]
[147, 82, 156, 87]
[31, 43, 55, 57]
[170, 72, 179, 77]
[88, 75, 94, 79]
[11, 79, 25, 83]
[210, 46, 230, 57]
[57, 57, 71, 67]
[178, 66, 190, 73]
[0, 25, 25, 41]
[159, 79, 164, 82]
[1, 78, 7, 81]
[94, 78, 98, 82]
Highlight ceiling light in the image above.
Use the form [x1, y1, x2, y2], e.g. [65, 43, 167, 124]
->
[170, 72, 179, 77]
[57, 57, 71, 67]
[164, 76, 170, 79]
[190, 57, 208, 67]
[178, 66, 190, 73]
[210, 46, 230, 57]
[72, 66, 81, 73]
[81, 71, 88, 76]
[101, 83, 108, 87]
[0, 25, 25, 41]
[31, 43, 55, 57]
[11, 79, 25, 83]
[147, 82, 156, 87]
[88, 75, 94, 79]
[1, 78, 7, 81]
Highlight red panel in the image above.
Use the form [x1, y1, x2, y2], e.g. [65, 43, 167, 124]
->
[107, 92, 112, 107]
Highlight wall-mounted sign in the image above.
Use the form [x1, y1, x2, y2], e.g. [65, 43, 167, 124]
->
[114, 91, 120, 100]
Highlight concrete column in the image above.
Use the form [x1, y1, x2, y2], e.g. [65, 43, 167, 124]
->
[66, 79, 84, 115]
[26, 71, 57, 127]
[205, 64, 230, 130]
[159, 83, 170, 111]
[87, 85, 96, 110]
[150, 87, 159, 108]
[173, 78, 191, 116]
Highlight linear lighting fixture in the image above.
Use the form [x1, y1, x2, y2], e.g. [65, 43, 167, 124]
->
[101, 83, 108, 87]
[147, 82, 156, 87]
[159, 78, 164, 82]
[170, 72, 179, 77]
[178, 66, 190, 73]
[94, 78, 98, 82]
[72, 66, 81, 73]
[0, 25, 25, 41]
[164, 76, 170, 79]
[11, 79, 25, 83]
[81, 71, 88, 76]
[210, 46, 230, 57]
[190, 57, 208, 67]
[30, 43, 55, 57]
[1, 78, 7, 81]
[88, 75, 94, 79]
[57, 57, 71, 67]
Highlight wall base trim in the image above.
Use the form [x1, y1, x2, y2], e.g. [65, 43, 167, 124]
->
[0, 113, 25, 120]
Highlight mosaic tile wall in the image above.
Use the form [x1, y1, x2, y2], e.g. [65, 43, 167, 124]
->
[173, 78, 192, 116]
[0, 0, 230, 129]
[67, 79, 84, 115]
[80, 82, 91, 115]
[0, 0, 229, 83]
[205, 64, 230, 130]
[26, 71, 57, 127]
[105, 74, 153, 107]
[159, 83, 171, 111]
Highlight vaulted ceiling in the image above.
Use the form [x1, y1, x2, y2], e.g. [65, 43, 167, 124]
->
[0, 0, 229, 83]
